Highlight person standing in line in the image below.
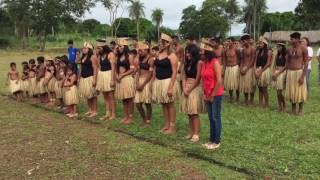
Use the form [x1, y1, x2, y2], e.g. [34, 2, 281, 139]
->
[285, 32, 308, 116]
[272, 43, 287, 112]
[180, 44, 205, 143]
[78, 42, 99, 118]
[300, 37, 313, 95]
[115, 38, 136, 124]
[96, 39, 117, 120]
[317, 47, 320, 86]
[134, 42, 154, 127]
[200, 41, 224, 150]
[254, 37, 272, 109]
[152, 33, 179, 135]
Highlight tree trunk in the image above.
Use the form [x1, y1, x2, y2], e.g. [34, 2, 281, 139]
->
[157, 24, 160, 45]
[137, 19, 139, 40]
[253, 2, 256, 41]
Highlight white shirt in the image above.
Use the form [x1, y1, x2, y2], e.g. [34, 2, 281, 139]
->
[317, 48, 320, 57]
[307, 46, 313, 70]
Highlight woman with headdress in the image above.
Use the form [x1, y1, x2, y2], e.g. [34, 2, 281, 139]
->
[115, 38, 136, 124]
[254, 37, 272, 109]
[96, 39, 117, 120]
[152, 33, 179, 134]
[272, 42, 287, 112]
[78, 42, 98, 117]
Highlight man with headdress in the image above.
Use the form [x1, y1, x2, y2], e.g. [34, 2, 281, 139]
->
[239, 34, 256, 105]
[286, 32, 308, 116]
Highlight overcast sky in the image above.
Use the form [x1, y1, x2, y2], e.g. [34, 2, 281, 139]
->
[84, 0, 299, 35]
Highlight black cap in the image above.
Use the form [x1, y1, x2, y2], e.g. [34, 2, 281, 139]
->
[290, 32, 301, 39]
[240, 34, 251, 41]
[67, 39, 73, 45]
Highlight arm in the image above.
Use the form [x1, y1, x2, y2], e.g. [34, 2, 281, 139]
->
[91, 55, 98, 86]
[299, 47, 309, 85]
[262, 50, 273, 72]
[139, 59, 154, 89]
[250, 47, 257, 69]
[120, 55, 135, 78]
[186, 61, 202, 95]
[109, 53, 116, 87]
[65, 74, 76, 87]
[209, 61, 222, 100]
[168, 53, 178, 97]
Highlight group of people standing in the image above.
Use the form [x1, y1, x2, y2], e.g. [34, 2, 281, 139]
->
[6, 31, 311, 150]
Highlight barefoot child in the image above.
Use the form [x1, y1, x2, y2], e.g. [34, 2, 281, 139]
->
[7, 62, 22, 101]
[20, 61, 30, 98]
[63, 64, 79, 118]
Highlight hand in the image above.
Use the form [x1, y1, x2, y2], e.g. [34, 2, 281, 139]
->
[116, 75, 121, 83]
[184, 89, 191, 96]
[167, 87, 173, 97]
[110, 81, 115, 87]
[92, 80, 97, 87]
[298, 76, 304, 86]
[16, 81, 19, 84]
[208, 95, 214, 103]
[136, 84, 144, 92]
[118, 74, 123, 80]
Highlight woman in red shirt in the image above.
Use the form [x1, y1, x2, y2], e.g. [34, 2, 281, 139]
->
[200, 42, 224, 150]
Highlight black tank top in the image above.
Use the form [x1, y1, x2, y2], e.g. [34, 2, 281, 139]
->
[185, 61, 197, 79]
[276, 55, 285, 67]
[81, 58, 93, 78]
[100, 55, 112, 71]
[140, 61, 150, 70]
[117, 57, 130, 73]
[154, 57, 172, 80]
[256, 49, 268, 68]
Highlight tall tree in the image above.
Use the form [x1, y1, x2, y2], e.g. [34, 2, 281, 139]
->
[179, 5, 200, 39]
[151, 8, 163, 44]
[295, 0, 320, 30]
[128, 0, 145, 40]
[225, 0, 241, 36]
[99, 0, 128, 38]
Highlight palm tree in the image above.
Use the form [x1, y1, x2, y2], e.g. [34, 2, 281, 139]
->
[151, 8, 164, 44]
[128, 0, 145, 40]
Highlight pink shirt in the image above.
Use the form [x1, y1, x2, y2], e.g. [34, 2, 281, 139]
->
[201, 58, 224, 97]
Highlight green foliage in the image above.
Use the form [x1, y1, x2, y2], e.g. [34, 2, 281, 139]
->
[261, 12, 303, 33]
[295, 0, 320, 30]
[80, 19, 101, 34]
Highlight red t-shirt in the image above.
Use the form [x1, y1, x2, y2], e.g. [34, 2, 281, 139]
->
[201, 58, 224, 97]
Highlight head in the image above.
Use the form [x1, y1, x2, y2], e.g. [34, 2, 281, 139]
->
[300, 37, 310, 47]
[96, 39, 107, 55]
[240, 35, 251, 47]
[129, 49, 138, 57]
[151, 46, 159, 57]
[200, 49, 216, 62]
[68, 39, 74, 48]
[171, 35, 179, 45]
[66, 64, 76, 76]
[10, 62, 16, 70]
[82, 42, 94, 56]
[185, 36, 195, 45]
[258, 37, 268, 49]
[185, 44, 199, 61]
[139, 48, 149, 58]
[29, 59, 35, 65]
[37, 56, 45, 65]
[210, 37, 220, 48]
[117, 44, 130, 56]
[226, 37, 235, 48]
[132, 38, 138, 47]
[276, 43, 287, 57]
[110, 41, 117, 49]
[60, 55, 68, 64]
[290, 32, 301, 46]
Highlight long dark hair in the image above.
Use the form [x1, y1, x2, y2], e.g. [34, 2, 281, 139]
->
[184, 44, 200, 72]
[101, 45, 112, 56]
[201, 50, 217, 62]
[276, 45, 287, 60]
[257, 43, 268, 60]
[81, 48, 94, 63]
[117, 45, 130, 60]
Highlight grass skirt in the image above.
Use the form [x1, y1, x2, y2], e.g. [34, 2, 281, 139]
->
[64, 85, 79, 105]
[224, 65, 240, 91]
[29, 77, 38, 96]
[55, 80, 63, 99]
[134, 77, 152, 104]
[96, 70, 114, 92]
[115, 75, 135, 100]
[20, 80, 29, 92]
[152, 78, 178, 104]
[9, 80, 21, 94]
[78, 76, 97, 99]
[180, 81, 206, 114]
[47, 78, 56, 93]
[273, 70, 286, 90]
[239, 68, 256, 93]
[38, 78, 47, 94]
[256, 68, 271, 87]
[285, 70, 307, 103]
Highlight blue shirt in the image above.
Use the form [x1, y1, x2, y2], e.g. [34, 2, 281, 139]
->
[68, 47, 78, 63]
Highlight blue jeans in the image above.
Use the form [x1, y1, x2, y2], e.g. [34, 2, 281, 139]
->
[306, 69, 311, 95]
[206, 96, 223, 144]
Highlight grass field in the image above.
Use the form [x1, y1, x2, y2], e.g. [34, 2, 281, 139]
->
[1, 49, 320, 179]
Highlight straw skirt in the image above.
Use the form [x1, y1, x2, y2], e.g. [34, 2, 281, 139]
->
[152, 78, 178, 104]
[20, 80, 30, 92]
[47, 78, 56, 93]
[256, 68, 271, 87]
[224, 65, 240, 91]
[134, 77, 152, 104]
[64, 85, 79, 105]
[96, 70, 114, 92]
[273, 70, 286, 90]
[29, 77, 38, 96]
[180, 81, 206, 115]
[9, 80, 21, 94]
[239, 68, 256, 93]
[78, 76, 97, 99]
[38, 78, 46, 94]
[285, 70, 307, 103]
[55, 80, 63, 99]
[115, 75, 135, 100]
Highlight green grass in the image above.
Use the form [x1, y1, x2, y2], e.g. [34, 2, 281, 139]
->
[1, 49, 320, 178]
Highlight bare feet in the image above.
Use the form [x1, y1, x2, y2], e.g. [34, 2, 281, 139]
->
[88, 113, 97, 118]
[160, 126, 169, 133]
[162, 127, 176, 135]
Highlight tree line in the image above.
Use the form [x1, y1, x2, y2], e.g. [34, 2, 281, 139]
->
[0, 0, 319, 50]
